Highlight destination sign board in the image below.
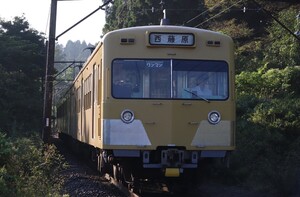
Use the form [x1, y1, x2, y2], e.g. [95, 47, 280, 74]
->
[149, 33, 195, 46]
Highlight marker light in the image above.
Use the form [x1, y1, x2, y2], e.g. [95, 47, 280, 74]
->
[121, 109, 134, 123]
[208, 111, 221, 124]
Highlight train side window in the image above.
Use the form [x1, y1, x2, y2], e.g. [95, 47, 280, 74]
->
[76, 87, 81, 113]
[83, 74, 92, 109]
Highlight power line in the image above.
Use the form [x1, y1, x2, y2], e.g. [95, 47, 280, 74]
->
[42, 0, 113, 143]
[194, 0, 244, 28]
[251, 0, 300, 42]
[183, 0, 226, 26]
[45, 4, 51, 38]
[56, 0, 113, 40]
[53, 61, 84, 79]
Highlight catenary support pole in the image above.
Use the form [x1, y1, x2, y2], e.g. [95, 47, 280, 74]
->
[42, 0, 57, 143]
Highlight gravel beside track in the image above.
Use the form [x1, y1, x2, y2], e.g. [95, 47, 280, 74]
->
[51, 136, 127, 197]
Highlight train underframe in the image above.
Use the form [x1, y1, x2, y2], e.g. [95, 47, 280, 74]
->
[98, 147, 199, 177]
[59, 133, 229, 193]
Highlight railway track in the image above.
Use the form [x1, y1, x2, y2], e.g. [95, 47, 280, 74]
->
[52, 135, 172, 197]
[52, 135, 270, 197]
[53, 134, 195, 196]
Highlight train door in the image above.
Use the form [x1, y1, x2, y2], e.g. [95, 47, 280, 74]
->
[76, 86, 81, 140]
[98, 61, 102, 142]
[81, 78, 84, 142]
[93, 64, 100, 141]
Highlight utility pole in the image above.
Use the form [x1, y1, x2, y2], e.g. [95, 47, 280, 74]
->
[42, 0, 112, 143]
[42, 0, 57, 143]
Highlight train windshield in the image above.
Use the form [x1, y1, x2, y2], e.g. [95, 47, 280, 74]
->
[112, 59, 229, 100]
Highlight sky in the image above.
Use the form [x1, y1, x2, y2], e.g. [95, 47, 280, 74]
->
[0, 0, 106, 46]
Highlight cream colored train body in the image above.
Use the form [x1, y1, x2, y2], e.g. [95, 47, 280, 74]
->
[57, 25, 235, 178]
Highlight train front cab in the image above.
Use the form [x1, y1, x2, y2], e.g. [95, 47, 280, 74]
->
[100, 26, 235, 179]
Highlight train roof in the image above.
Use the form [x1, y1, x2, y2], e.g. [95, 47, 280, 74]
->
[102, 25, 232, 40]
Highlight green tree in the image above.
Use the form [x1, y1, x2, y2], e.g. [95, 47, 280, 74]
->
[102, 0, 204, 33]
[0, 16, 46, 134]
[232, 5, 300, 195]
[262, 7, 300, 69]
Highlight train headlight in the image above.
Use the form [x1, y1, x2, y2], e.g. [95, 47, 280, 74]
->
[121, 109, 134, 123]
[208, 111, 221, 124]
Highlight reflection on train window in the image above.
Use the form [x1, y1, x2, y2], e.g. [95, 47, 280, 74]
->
[112, 59, 229, 100]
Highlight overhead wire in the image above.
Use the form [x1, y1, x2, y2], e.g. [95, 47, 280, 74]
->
[183, 0, 226, 26]
[194, 0, 244, 28]
[56, 0, 113, 40]
[45, 3, 51, 39]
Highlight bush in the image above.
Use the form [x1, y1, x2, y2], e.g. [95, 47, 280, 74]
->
[233, 66, 300, 196]
[206, 93, 300, 196]
[224, 101, 300, 196]
[0, 132, 66, 197]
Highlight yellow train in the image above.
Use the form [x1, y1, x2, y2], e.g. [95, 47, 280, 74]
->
[57, 24, 235, 189]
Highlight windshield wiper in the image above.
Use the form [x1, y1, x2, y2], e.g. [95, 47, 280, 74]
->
[184, 89, 210, 103]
